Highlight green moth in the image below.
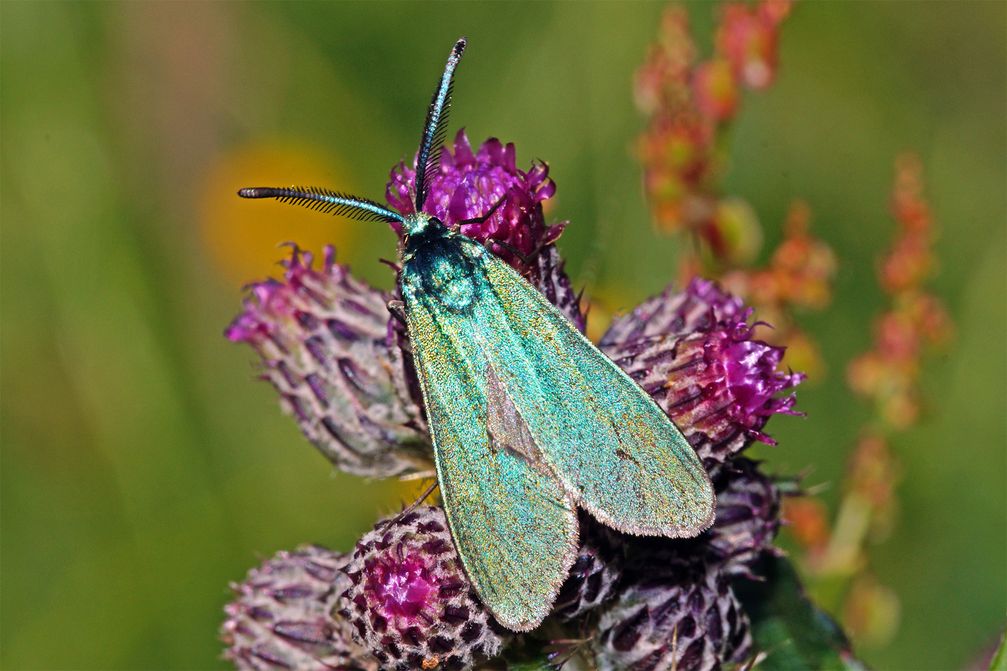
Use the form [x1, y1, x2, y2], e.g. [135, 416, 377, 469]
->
[239, 38, 715, 631]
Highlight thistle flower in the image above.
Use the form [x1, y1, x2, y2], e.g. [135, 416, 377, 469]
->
[594, 558, 752, 671]
[386, 130, 584, 327]
[337, 507, 507, 670]
[226, 245, 432, 479]
[221, 545, 377, 671]
[386, 130, 564, 277]
[602, 279, 803, 468]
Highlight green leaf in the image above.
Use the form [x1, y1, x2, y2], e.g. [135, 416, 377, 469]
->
[990, 629, 1007, 671]
[735, 555, 867, 671]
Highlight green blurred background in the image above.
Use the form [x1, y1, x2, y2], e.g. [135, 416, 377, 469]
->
[2, 2, 1004, 669]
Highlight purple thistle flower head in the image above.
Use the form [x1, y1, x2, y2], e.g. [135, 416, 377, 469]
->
[603, 278, 803, 467]
[362, 548, 438, 620]
[386, 129, 564, 274]
[339, 506, 507, 670]
[710, 319, 805, 445]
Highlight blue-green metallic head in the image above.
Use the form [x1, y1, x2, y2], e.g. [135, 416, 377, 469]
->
[403, 212, 441, 238]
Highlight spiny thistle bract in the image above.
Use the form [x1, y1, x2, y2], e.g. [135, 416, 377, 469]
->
[223, 133, 800, 669]
[221, 545, 377, 670]
[552, 514, 626, 622]
[225, 246, 431, 479]
[705, 457, 783, 578]
[594, 558, 753, 671]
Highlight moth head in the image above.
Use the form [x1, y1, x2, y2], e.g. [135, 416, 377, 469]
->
[403, 212, 444, 237]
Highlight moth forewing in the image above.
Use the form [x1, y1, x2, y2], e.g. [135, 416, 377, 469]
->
[400, 230, 579, 632]
[470, 251, 716, 539]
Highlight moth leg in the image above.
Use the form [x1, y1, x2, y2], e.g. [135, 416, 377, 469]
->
[386, 299, 407, 325]
[383, 478, 439, 529]
[454, 197, 541, 265]
[398, 468, 437, 482]
[483, 238, 537, 266]
[455, 195, 507, 227]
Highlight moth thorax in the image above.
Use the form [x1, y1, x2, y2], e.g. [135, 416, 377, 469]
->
[423, 253, 477, 311]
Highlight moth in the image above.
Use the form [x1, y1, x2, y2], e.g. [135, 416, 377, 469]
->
[239, 38, 715, 631]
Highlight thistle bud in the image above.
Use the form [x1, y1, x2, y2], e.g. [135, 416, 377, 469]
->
[603, 281, 803, 467]
[226, 246, 432, 479]
[595, 559, 752, 671]
[338, 507, 507, 670]
[221, 545, 377, 671]
[553, 516, 624, 621]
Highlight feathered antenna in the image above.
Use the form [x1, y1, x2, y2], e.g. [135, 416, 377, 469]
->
[236, 38, 467, 225]
[413, 37, 467, 213]
[237, 187, 405, 224]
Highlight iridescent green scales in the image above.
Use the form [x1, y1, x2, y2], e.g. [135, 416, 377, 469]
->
[401, 223, 713, 629]
[238, 37, 715, 633]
